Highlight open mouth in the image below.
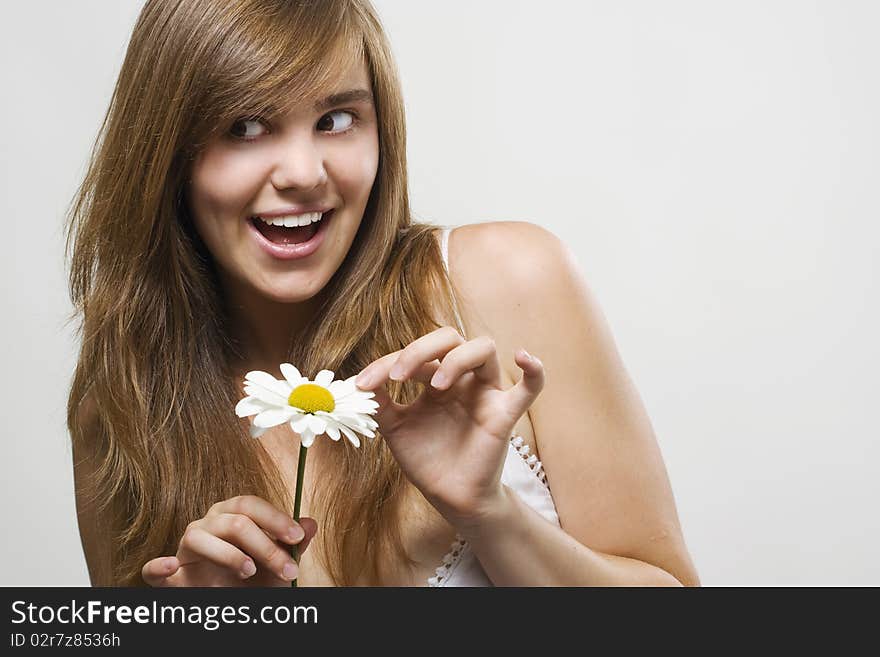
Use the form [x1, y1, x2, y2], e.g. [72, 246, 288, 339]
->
[249, 210, 333, 245]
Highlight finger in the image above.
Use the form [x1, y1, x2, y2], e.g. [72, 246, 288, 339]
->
[401, 360, 441, 386]
[356, 360, 441, 435]
[207, 495, 306, 545]
[505, 349, 546, 419]
[360, 359, 445, 433]
[355, 350, 402, 390]
[202, 513, 299, 582]
[362, 381, 406, 434]
[142, 556, 180, 587]
[297, 517, 318, 555]
[389, 327, 465, 382]
[176, 525, 259, 580]
[428, 335, 502, 390]
[355, 351, 440, 390]
[356, 327, 465, 388]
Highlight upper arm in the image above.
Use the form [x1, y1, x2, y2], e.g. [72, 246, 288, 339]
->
[71, 393, 117, 586]
[463, 221, 700, 586]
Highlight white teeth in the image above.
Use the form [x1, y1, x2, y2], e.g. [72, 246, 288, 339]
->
[255, 211, 324, 227]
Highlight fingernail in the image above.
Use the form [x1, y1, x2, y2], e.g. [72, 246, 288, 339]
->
[282, 563, 299, 581]
[389, 364, 405, 381]
[430, 371, 446, 388]
[355, 370, 371, 387]
[241, 560, 256, 578]
[286, 526, 305, 543]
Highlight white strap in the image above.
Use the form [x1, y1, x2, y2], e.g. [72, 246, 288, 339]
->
[439, 227, 467, 339]
[440, 226, 452, 270]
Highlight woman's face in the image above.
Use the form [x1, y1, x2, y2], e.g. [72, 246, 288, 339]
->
[187, 59, 379, 305]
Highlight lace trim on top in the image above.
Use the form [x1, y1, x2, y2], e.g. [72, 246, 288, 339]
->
[427, 434, 549, 586]
[509, 435, 549, 488]
[427, 535, 467, 587]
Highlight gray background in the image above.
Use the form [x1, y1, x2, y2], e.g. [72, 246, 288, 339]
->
[1, 0, 877, 585]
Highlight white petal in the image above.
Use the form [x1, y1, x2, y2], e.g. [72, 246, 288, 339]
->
[333, 412, 375, 430]
[314, 369, 335, 387]
[337, 423, 361, 448]
[343, 385, 373, 399]
[333, 413, 360, 427]
[326, 413, 357, 428]
[253, 407, 296, 428]
[249, 423, 269, 438]
[339, 392, 375, 404]
[329, 378, 356, 398]
[235, 396, 270, 417]
[244, 371, 292, 398]
[245, 370, 281, 387]
[280, 363, 305, 388]
[300, 428, 316, 448]
[242, 385, 287, 407]
[344, 419, 375, 438]
[338, 400, 379, 415]
[325, 423, 341, 441]
[333, 402, 367, 417]
[307, 414, 327, 435]
[290, 415, 311, 433]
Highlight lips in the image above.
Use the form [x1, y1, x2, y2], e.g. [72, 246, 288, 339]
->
[247, 210, 334, 261]
[252, 218, 320, 245]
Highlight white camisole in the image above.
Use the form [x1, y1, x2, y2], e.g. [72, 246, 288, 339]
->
[427, 227, 561, 586]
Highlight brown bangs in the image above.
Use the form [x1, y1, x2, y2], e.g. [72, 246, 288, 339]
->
[187, 0, 366, 144]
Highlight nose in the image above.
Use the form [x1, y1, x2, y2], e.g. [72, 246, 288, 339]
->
[270, 137, 328, 192]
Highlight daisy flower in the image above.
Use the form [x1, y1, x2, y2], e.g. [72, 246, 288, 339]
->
[234, 364, 379, 588]
[235, 364, 379, 448]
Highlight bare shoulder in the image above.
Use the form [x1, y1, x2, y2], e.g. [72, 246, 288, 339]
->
[435, 220, 568, 405]
[440, 220, 701, 586]
[439, 220, 560, 279]
[438, 220, 574, 374]
[435, 220, 563, 327]
[433, 219, 557, 388]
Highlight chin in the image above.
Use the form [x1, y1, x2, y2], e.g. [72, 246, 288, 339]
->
[252, 276, 326, 305]
[253, 286, 319, 306]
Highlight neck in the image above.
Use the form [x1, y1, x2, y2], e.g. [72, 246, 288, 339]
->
[223, 278, 325, 376]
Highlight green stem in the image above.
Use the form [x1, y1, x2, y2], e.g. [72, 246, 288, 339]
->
[290, 442, 308, 588]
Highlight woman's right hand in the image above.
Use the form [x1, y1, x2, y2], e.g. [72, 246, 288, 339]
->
[141, 495, 317, 587]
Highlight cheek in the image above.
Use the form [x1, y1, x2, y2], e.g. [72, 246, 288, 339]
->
[330, 140, 379, 197]
[189, 149, 267, 227]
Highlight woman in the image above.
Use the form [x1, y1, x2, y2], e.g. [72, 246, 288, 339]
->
[67, 0, 700, 587]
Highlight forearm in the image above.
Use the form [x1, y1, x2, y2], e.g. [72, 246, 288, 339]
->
[457, 486, 683, 587]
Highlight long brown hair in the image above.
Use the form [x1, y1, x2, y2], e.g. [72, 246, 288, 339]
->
[67, 0, 464, 585]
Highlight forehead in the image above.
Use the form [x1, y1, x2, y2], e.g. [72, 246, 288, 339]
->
[334, 57, 370, 89]
[291, 57, 372, 111]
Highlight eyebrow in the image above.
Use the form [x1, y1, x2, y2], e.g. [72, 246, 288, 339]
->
[314, 89, 374, 112]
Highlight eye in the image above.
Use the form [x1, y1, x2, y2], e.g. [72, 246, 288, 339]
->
[229, 118, 268, 140]
[317, 110, 356, 134]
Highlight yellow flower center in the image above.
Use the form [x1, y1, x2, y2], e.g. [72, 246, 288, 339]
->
[287, 384, 335, 414]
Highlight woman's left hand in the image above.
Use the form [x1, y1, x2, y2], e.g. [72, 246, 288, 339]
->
[355, 327, 545, 530]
